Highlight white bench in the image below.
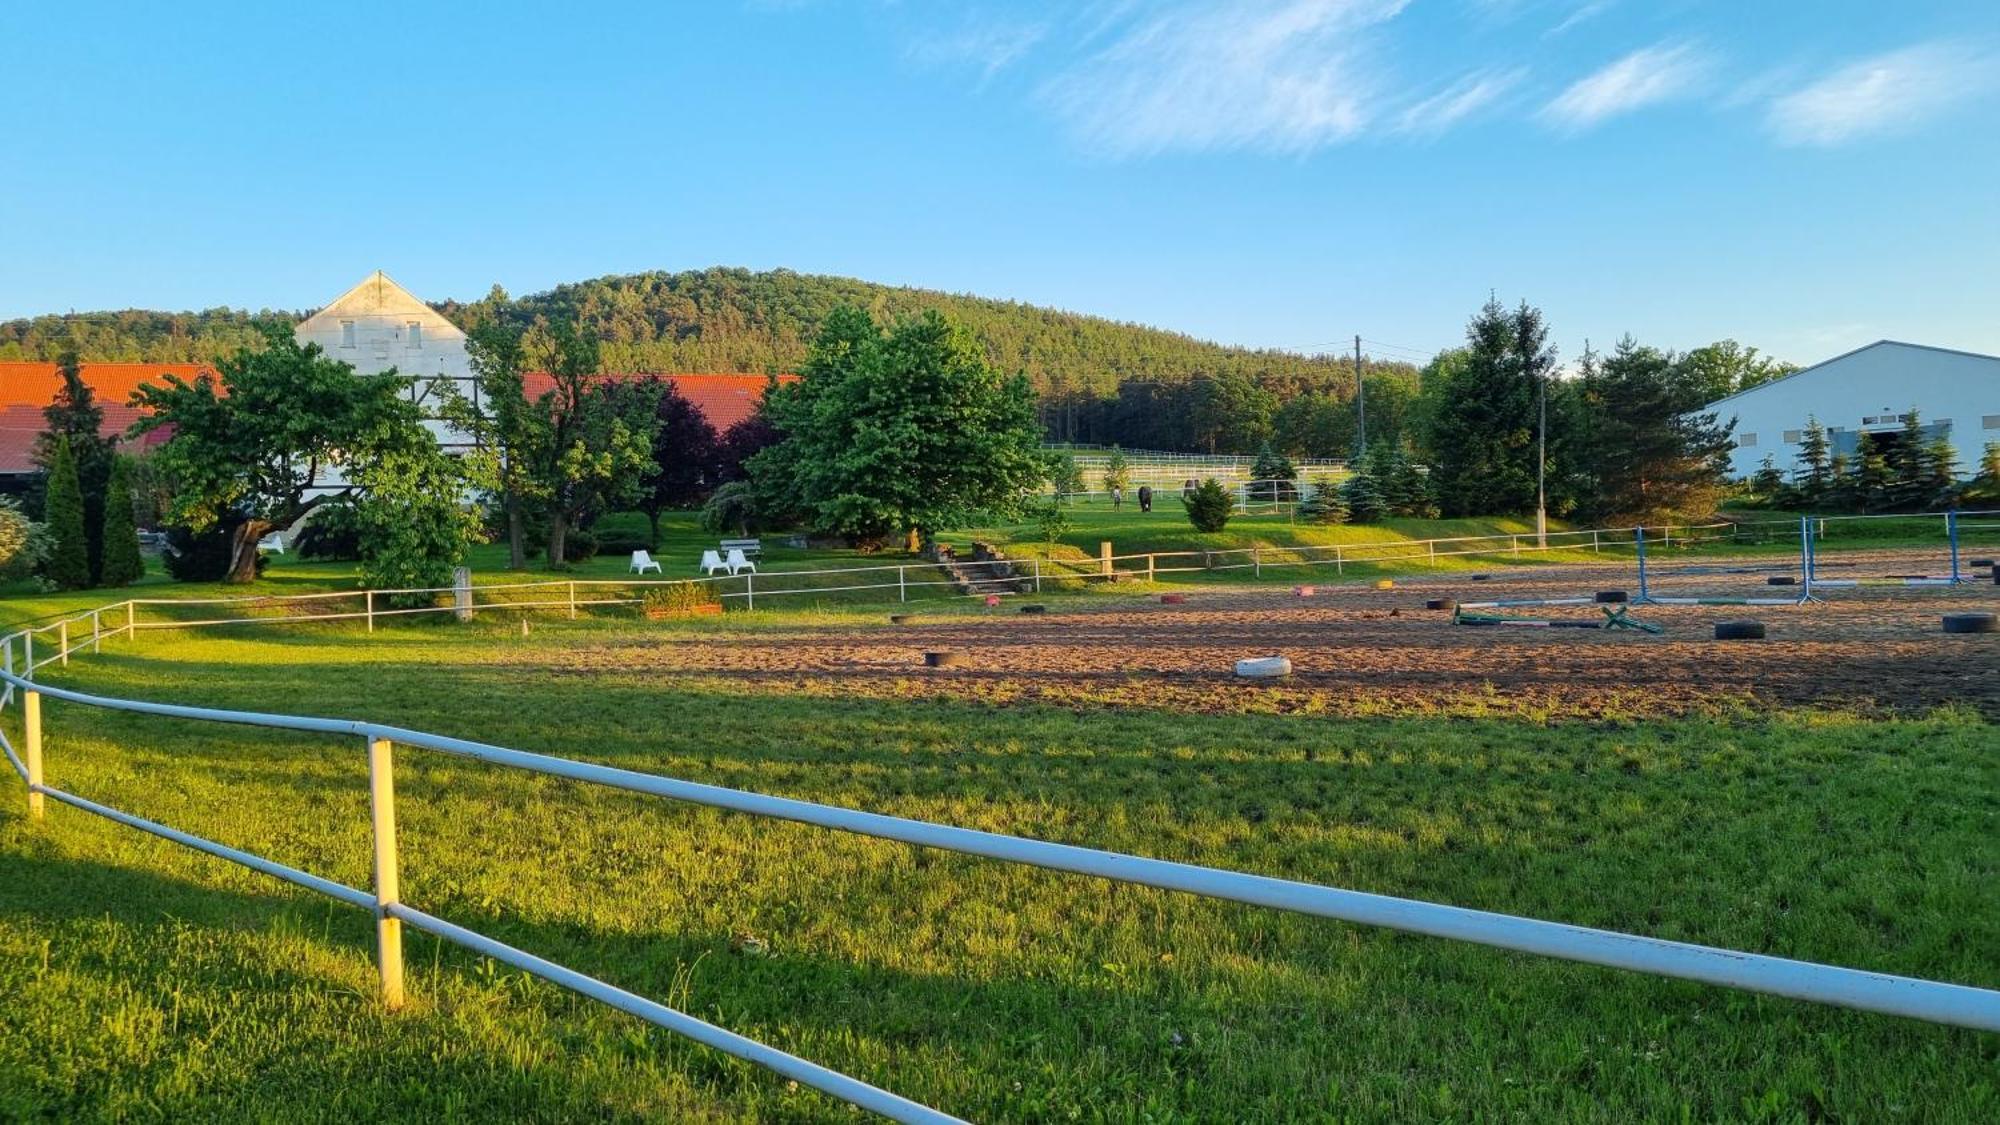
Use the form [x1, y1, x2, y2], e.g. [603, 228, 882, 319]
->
[629, 549, 662, 575]
[719, 538, 762, 558]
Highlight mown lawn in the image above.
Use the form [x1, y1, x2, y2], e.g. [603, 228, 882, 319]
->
[0, 606, 1995, 1122]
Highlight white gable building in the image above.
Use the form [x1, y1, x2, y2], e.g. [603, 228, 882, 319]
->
[294, 270, 474, 448]
[1707, 340, 2000, 480]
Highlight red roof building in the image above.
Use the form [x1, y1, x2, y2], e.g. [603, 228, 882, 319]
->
[0, 362, 792, 475]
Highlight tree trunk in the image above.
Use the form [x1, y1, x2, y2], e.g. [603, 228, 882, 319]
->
[226, 520, 269, 584]
[505, 494, 526, 570]
[548, 512, 569, 570]
[646, 509, 661, 549]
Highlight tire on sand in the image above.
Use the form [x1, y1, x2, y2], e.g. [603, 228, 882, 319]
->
[1941, 612, 1997, 635]
[1594, 590, 1628, 604]
[924, 651, 964, 668]
[1425, 598, 1456, 611]
[1714, 620, 1766, 640]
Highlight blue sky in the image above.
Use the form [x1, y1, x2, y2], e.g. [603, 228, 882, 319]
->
[4, 1, 1998, 367]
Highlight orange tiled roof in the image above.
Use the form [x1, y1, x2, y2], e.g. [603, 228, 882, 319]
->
[0, 361, 206, 474]
[521, 372, 795, 433]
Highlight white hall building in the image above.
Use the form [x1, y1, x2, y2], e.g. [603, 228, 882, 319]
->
[1707, 340, 2000, 479]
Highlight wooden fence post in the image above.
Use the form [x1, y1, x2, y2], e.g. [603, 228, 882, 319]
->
[367, 735, 405, 1010]
[58, 621, 67, 667]
[23, 689, 43, 820]
[567, 581, 577, 620]
[366, 590, 376, 633]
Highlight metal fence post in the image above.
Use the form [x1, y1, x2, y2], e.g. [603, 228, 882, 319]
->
[745, 572, 754, 611]
[1335, 545, 1343, 576]
[898, 566, 907, 603]
[366, 590, 376, 634]
[1593, 530, 1601, 553]
[91, 610, 101, 653]
[367, 735, 405, 1010]
[24, 631, 33, 681]
[58, 621, 68, 667]
[1032, 559, 1041, 594]
[1253, 548, 1261, 577]
[23, 689, 43, 820]
[125, 600, 136, 639]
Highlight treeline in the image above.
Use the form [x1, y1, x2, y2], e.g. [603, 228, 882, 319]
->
[0, 308, 300, 363]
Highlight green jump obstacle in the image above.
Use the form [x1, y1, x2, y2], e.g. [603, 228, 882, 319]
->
[1452, 605, 1663, 634]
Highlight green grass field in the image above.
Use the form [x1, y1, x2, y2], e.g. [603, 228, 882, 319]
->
[1, 593, 1997, 1121]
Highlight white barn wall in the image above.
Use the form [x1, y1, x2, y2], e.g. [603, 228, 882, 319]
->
[1707, 341, 2000, 479]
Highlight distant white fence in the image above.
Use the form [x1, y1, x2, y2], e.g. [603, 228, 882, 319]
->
[3, 589, 1997, 1121]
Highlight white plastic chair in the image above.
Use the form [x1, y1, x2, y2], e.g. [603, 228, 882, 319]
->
[258, 532, 285, 554]
[629, 549, 662, 575]
[699, 549, 729, 576]
[725, 548, 758, 575]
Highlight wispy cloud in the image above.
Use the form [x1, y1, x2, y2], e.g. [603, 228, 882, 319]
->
[1767, 41, 2000, 146]
[1545, 1, 1612, 39]
[907, 19, 1050, 82]
[1539, 42, 1711, 131]
[1039, 0, 1412, 155]
[1394, 68, 1526, 134]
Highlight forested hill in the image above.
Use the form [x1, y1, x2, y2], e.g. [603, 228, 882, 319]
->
[0, 267, 1380, 398]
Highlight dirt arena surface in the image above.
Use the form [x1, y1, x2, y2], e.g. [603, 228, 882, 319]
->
[530, 551, 2000, 720]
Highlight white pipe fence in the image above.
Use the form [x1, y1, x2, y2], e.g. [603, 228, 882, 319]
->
[2, 588, 1998, 1119]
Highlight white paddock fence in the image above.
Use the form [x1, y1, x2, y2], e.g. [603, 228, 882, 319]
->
[2, 596, 1997, 1121]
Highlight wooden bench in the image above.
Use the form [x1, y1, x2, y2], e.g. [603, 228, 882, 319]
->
[719, 538, 762, 558]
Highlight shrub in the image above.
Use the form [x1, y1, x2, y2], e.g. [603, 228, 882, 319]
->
[562, 530, 600, 563]
[594, 530, 653, 555]
[1182, 478, 1233, 533]
[642, 581, 720, 616]
[1032, 498, 1073, 544]
[0, 498, 49, 582]
[295, 500, 364, 561]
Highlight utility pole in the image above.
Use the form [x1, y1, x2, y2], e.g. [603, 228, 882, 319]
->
[1536, 363, 1547, 550]
[1353, 334, 1366, 459]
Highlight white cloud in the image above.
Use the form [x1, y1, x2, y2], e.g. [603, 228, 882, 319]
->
[1540, 43, 1710, 131]
[1767, 42, 2000, 146]
[1545, 1, 1613, 39]
[1039, 0, 1412, 155]
[1394, 68, 1525, 134]
[908, 20, 1050, 82]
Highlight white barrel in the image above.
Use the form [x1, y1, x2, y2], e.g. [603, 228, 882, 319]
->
[1234, 656, 1293, 679]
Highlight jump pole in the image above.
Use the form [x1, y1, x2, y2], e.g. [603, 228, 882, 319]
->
[1806, 512, 1961, 588]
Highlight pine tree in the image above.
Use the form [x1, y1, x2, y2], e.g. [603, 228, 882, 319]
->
[1384, 445, 1436, 517]
[1297, 476, 1349, 524]
[1750, 455, 1786, 501]
[41, 437, 92, 590]
[1965, 442, 2000, 506]
[97, 457, 145, 586]
[1854, 433, 1892, 514]
[1923, 435, 1960, 509]
[1824, 451, 1857, 513]
[1887, 410, 1930, 511]
[33, 349, 117, 582]
[1249, 441, 1297, 503]
[1341, 462, 1388, 523]
[1794, 416, 1831, 506]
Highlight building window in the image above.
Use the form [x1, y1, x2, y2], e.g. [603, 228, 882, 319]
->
[1782, 429, 1802, 443]
[1984, 415, 2000, 430]
[1933, 418, 1951, 430]
[340, 320, 356, 348]
[1738, 433, 1758, 448]
[407, 321, 422, 349]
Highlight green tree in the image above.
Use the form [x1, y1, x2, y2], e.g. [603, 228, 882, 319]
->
[1422, 298, 1553, 517]
[1032, 498, 1073, 543]
[1678, 340, 1799, 404]
[97, 457, 145, 587]
[1884, 410, 1936, 512]
[452, 310, 539, 569]
[1794, 416, 1831, 506]
[1100, 446, 1131, 503]
[1186, 374, 1276, 454]
[613, 377, 720, 547]
[1853, 433, 1892, 513]
[40, 437, 91, 590]
[1922, 435, 1960, 509]
[0, 497, 48, 582]
[34, 349, 118, 581]
[750, 306, 1045, 551]
[1249, 442, 1297, 503]
[131, 328, 449, 583]
[1569, 337, 1735, 523]
[1296, 476, 1349, 524]
[352, 442, 480, 599]
[700, 480, 763, 538]
[1964, 442, 2000, 506]
[1181, 477, 1233, 533]
[1341, 462, 1388, 523]
[1049, 453, 1086, 503]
